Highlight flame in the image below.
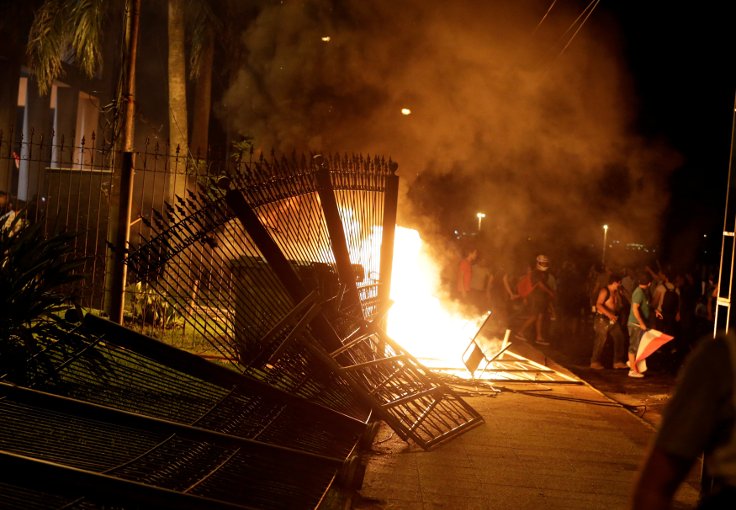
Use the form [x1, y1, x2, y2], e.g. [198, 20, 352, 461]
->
[386, 226, 486, 368]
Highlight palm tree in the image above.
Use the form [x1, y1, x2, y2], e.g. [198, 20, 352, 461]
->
[187, 0, 258, 157]
[167, 0, 188, 202]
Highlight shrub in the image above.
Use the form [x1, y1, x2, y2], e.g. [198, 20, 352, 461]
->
[0, 220, 86, 385]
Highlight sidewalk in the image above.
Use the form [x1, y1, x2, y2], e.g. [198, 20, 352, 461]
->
[353, 343, 701, 510]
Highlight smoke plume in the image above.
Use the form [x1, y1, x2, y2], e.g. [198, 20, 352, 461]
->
[219, 0, 680, 264]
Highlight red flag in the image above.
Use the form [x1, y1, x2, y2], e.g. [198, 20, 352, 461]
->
[633, 329, 674, 372]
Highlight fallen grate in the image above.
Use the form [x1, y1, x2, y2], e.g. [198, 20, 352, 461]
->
[0, 382, 347, 509]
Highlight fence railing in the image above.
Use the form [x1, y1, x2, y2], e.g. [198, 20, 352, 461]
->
[0, 128, 253, 328]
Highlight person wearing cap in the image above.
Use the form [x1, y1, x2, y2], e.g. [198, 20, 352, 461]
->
[517, 254, 555, 346]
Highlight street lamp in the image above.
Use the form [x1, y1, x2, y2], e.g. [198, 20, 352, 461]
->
[476, 212, 486, 232]
[602, 224, 609, 265]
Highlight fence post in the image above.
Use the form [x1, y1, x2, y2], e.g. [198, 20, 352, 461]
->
[107, 152, 135, 323]
[314, 158, 363, 318]
[377, 162, 399, 330]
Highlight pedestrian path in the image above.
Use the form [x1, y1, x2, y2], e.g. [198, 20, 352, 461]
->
[354, 345, 701, 509]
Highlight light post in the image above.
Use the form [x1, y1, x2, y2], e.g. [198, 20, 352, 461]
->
[602, 224, 609, 265]
[476, 212, 486, 232]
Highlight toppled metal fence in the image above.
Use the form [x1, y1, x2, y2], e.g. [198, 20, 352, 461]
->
[126, 153, 483, 450]
[0, 313, 371, 509]
[0, 384, 351, 510]
[124, 153, 399, 360]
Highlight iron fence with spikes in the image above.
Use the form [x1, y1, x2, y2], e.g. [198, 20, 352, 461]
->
[125, 151, 483, 450]
[0, 129, 483, 508]
[125, 151, 399, 363]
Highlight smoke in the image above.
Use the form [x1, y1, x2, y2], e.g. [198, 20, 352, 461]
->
[219, 0, 680, 264]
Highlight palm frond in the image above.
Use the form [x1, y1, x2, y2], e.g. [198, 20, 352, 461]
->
[26, 0, 107, 95]
[69, 0, 106, 78]
[26, 0, 65, 95]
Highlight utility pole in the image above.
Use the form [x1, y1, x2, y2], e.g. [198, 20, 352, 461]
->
[105, 0, 141, 323]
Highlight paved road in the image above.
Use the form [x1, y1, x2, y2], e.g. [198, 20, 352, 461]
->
[535, 340, 679, 430]
[353, 336, 701, 510]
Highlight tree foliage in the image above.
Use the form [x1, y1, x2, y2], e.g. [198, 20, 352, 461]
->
[26, 0, 107, 95]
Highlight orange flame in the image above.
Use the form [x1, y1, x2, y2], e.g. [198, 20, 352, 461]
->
[386, 227, 486, 369]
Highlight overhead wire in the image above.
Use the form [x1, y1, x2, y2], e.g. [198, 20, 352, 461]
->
[533, 0, 603, 68]
[533, 0, 559, 34]
[556, 0, 602, 58]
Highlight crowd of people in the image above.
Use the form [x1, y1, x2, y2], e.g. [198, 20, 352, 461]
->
[454, 246, 736, 506]
[453, 246, 719, 378]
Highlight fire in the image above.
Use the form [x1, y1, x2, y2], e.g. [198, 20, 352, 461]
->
[386, 227, 486, 368]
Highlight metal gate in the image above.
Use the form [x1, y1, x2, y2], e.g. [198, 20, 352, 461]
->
[125, 152, 483, 449]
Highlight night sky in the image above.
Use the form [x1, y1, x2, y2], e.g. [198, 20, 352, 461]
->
[603, 2, 736, 266]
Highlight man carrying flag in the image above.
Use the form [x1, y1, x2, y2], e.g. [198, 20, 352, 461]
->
[627, 271, 652, 378]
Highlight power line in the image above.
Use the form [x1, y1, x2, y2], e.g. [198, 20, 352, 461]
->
[556, 0, 601, 59]
[534, 0, 602, 68]
[533, 0, 559, 34]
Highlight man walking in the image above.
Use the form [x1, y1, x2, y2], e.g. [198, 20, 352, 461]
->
[517, 254, 555, 346]
[627, 271, 653, 378]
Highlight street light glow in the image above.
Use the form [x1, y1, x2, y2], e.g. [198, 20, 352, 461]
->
[602, 224, 609, 264]
[476, 212, 486, 232]
[401, 108, 411, 115]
